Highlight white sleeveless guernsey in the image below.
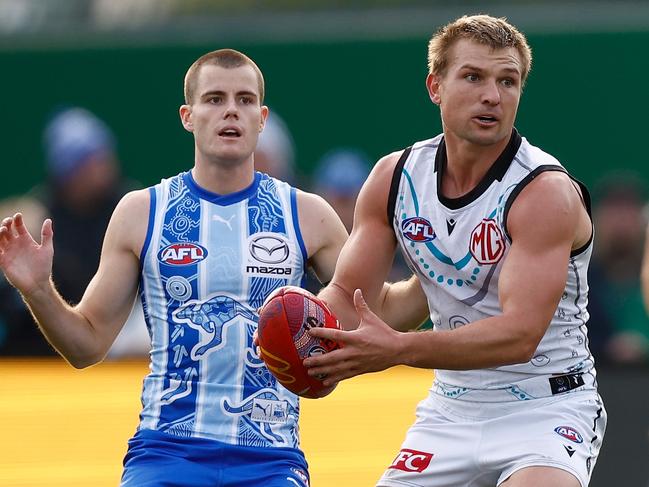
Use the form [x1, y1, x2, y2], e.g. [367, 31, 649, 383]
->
[389, 130, 597, 402]
[136, 171, 306, 447]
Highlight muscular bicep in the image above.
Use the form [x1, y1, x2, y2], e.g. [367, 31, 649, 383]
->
[499, 172, 584, 348]
[75, 190, 149, 345]
[297, 191, 348, 285]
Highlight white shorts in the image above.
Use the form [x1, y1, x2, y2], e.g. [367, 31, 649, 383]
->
[377, 390, 606, 487]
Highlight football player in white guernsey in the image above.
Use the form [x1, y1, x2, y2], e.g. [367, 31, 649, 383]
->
[305, 15, 606, 487]
[0, 49, 419, 487]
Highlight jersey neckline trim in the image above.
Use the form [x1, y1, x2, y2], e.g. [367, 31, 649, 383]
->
[182, 170, 261, 206]
[435, 128, 522, 210]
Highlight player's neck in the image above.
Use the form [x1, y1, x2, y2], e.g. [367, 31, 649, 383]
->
[192, 157, 255, 195]
[441, 136, 509, 198]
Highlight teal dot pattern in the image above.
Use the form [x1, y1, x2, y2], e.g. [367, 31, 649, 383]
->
[507, 385, 536, 401]
[433, 381, 471, 399]
[400, 197, 482, 288]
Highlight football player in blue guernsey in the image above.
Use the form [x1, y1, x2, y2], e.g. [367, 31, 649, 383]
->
[304, 15, 607, 487]
[0, 49, 420, 487]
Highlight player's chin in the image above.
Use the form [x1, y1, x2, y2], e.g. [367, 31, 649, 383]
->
[211, 145, 250, 163]
[469, 127, 509, 146]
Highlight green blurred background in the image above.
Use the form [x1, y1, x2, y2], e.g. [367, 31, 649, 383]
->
[2, 4, 649, 197]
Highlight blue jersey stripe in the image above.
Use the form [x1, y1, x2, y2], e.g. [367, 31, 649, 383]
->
[137, 172, 306, 449]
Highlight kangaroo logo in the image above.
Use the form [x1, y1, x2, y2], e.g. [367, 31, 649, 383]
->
[174, 295, 256, 359]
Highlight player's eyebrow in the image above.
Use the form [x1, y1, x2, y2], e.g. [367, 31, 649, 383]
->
[458, 64, 521, 76]
[200, 90, 258, 99]
[458, 63, 484, 72]
[499, 66, 521, 75]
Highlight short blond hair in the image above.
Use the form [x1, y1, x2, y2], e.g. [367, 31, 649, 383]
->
[428, 15, 532, 85]
[183, 49, 265, 104]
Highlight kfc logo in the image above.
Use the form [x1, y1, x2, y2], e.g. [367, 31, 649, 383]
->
[388, 449, 433, 473]
[470, 218, 505, 264]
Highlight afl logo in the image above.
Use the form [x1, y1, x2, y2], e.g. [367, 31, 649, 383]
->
[554, 426, 583, 444]
[469, 219, 505, 265]
[250, 235, 289, 264]
[402, 217, 436, 242]
[158, 243, 208, 266]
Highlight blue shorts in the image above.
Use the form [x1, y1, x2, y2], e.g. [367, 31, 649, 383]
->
[120, 429, 310, 487]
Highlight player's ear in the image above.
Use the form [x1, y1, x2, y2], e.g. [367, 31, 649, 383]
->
[179, 104, 194, 132]
[259, 105, 269, 133]
[426, 73, 442, 105]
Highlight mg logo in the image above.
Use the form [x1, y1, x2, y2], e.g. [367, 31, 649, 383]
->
[388, 449, 433, 473]
[469, 218, 505, 265]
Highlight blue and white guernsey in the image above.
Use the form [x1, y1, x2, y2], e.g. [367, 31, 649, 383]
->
[137, 170, 306, 448]
[389, 129, 598, 402]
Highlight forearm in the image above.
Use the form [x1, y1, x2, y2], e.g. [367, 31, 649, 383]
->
[318, 282, 360, 330]
[22, 280, 108, 368]
[376, 276, 429, 332]
[396, 315, 539, 370]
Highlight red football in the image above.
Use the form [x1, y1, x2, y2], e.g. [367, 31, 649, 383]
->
[257, 286, 342, 399]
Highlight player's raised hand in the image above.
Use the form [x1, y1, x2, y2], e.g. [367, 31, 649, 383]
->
[0, 213, 54, 296]
[303, 288, 404, 385]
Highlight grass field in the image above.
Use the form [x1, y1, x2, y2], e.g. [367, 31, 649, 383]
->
[0, 358, 433, 487]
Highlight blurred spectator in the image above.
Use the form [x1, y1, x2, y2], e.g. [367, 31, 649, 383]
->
[39, 107, 132, 302]
[0, 106, 147, 357]
[313, 148, 370, 233]
[254, 109, 296, 183]
[312, 147, 412, 284]
[588, 173, 649, 365]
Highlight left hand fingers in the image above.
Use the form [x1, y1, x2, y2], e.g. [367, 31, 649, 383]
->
[306, 357, 358, 386]
[303, 346, 346, 369]
[307, 326, 348, 344]
[303, 348, 363, 384]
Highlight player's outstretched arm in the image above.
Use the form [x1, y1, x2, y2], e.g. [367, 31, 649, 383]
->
[306, 171, 590, 382]
[0, 190, 149, 368]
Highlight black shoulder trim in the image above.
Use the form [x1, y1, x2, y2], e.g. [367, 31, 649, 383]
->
[502, 165, 567, 241]
[504, 167, 594, 257]
[568, 177, 593, 257]
[571, 178, 592, 218]
[387, 147, 412, 224]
